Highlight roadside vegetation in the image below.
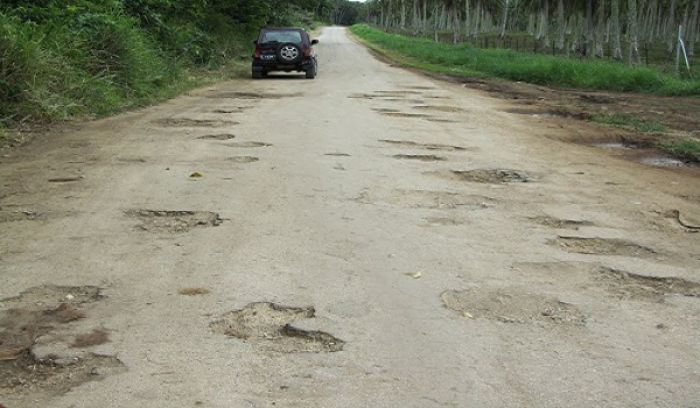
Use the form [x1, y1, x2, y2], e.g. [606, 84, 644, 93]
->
[0, 0, 364, 142]
[350, 24, 700, 95]
[590, 113, 667, 133]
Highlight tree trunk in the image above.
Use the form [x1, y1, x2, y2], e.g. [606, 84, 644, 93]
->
[400, 0, 406, 29]
[585, 0, 594, 56]
[628, 0, 641, 64]
[595, 0, 606, 57]
[667, 0, 677, 52]
[500, 0, 510, 38]
[688, 0, 699, 56]
[611, 0, 622, 59]
[556, 0, 565, 49]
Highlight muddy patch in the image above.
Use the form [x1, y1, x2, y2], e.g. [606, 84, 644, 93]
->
[393, 154, 446, 162]
[152, 118, 237, 128]
[529, 216, 594, 230]
[0, 285, 124, 405]
[210, 302, 343, 353]
[207, 92, 302, 99]
[503, 107, 590, 120]
[126, 210, 223, 233]
[441, 288, 586, 325]
[436, 169, 534, 184]
[596, 267, 700, 301]
[378, 139, 468, 151]
[226, 142, 272, 148]
[227, 156, 259, 164]
[197, 134, 236, 141]
[356, 189, 494, 210]
[552, 236, 656, 257]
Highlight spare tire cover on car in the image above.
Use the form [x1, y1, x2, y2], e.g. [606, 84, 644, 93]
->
[277, 43, 302, 63]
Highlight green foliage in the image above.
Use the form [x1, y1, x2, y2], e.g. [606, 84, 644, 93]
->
[661, 139, 700, 162]
[590, 114, 667, 134]
[0, 0, 336, 128]
[350, 25, 700, 96]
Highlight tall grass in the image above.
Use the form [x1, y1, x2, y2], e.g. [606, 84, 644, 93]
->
[350, 24, 700, 96]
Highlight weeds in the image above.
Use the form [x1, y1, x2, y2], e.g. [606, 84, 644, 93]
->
[350, 25, 700, 96]
[590, 113, 666, 134]
[661, 139, 700, 162]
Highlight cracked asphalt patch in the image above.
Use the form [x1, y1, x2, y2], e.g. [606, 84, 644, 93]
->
[210, 302, 344, 353]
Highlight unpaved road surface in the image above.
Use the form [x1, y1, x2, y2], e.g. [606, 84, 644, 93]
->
[1, 27, 700, 408]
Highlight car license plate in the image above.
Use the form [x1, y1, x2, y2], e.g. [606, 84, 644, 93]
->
[261, 55, 275, 60]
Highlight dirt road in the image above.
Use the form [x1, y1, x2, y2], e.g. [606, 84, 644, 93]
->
[1, 27, 699, 408]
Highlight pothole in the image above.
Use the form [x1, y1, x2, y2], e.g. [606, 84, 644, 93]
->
[393, 154, 446, 162]
[324, 153, 351, 157]
[423, 217, 465, 226]
[552, 237, 656, 257]
[227, 156, 259, 163]
[529, 216, 594, 230]
[356, 189, 494, 210]
[641, 156, 687, 168]
[197, 134, 236, 140]
[206, 92, 302, 99]
[226, 142, 272, 148]
[503, 108, 590, 120]
[378, 139, 468, 151]
[0, 210, 40, 223]
[438, 169, 534, 184]
[126, 210, 223, 233]
[380, 112, 431, 119]
[0, 285, 125, 406]
[412, 105, 465, 113]
[595, 267, 700, 300]
[210, 302, 344, 353]
[441, 288, 586, 325]
[152, 118, 237, 128]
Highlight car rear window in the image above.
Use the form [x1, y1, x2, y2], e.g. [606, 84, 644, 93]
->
[261, 30, 303, 44]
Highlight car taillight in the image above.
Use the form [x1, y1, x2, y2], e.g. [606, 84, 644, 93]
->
[254, 46, 261, 58]
[303, 45, 311, 57]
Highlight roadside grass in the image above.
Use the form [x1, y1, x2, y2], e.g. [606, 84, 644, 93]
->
[661, 139, 700, 162]
[590, 113, 666, 134]
[349, 24, 700, 96]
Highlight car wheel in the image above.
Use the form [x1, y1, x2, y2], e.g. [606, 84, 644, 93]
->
[305, 61, 317, 79]
[277, 43, 302, 64]
[252, 69, 265, 79]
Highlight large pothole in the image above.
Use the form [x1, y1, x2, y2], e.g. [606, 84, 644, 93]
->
[378, 139, 468, 151]
[210, 302, 344, 353]
[152, 118, 237, 128]
[529, 216, 594, 230]
[552, 237, 656, 257]
[197, 134, 236, 140]
[440, 169, 535, 184]
[441, 288, 586, 325]
[595, 267, 700, 301]
[0, 286, 125, 406]
[226, 142, 272, 148]
[126, 210, 223, 233]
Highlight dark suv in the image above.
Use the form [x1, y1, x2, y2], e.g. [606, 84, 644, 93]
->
[252, 28, 319, 79]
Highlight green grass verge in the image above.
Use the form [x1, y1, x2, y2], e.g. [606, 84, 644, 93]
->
[661, 139, 700, 162]
[349, 24, 700, 96]
[590, 113, 666, 134]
